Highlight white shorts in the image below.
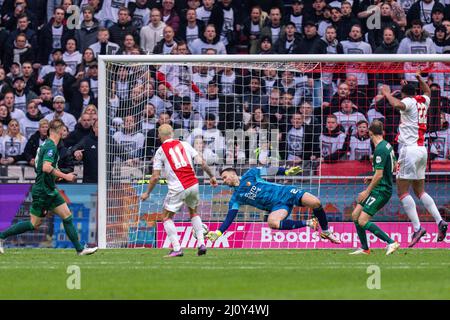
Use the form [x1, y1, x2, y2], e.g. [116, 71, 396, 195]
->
[163, 184, 199, 213]
[397, 145, 427, 180]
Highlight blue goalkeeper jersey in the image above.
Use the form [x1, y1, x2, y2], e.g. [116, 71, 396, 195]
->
[228, 168, 305, 212]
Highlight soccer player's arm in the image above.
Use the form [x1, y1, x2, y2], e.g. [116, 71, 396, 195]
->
[141, 149, 163, 201]
[143, 170, 161, 194]
[358, 150, 385, 202]
[43, 161, 74, 181]
[42, 148, 75, 182]
[365, 169, 383, 194]
[380, 85, 407, 111]
[207, 201, 240, 242]
[188, 142, 217, 186]
[196, 155, 218, 186]
[416, 70, 431, 98]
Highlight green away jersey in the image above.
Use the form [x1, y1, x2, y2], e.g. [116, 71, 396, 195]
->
[33, 139, 59, 195]
[372, 140, 396, 194]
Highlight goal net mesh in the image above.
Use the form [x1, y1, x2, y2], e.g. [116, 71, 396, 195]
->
[101, 59, 450, 249]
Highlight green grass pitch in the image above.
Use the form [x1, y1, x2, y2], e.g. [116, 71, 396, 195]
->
[0, 248, 449, 300]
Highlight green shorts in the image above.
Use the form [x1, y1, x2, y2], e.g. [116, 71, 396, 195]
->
[30, 190, 66, 217]
[359, 190, 392, 216]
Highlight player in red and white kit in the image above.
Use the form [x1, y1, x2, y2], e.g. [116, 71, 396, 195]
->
[382, 70, 448, 247]
[140, 124, 218, 257]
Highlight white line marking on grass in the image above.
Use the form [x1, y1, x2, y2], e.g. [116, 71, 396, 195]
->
[0, 260, 449, 268]
[0, 265, 447, 271]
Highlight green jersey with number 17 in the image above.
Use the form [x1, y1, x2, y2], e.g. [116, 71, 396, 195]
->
[372, 140, 396, 194]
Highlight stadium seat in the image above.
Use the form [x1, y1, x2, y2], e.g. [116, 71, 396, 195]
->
[22, 166, 36, 181]
[6, 165, 25, 183]
[430, 161, 450, 172]
[320, 161, 372, 177]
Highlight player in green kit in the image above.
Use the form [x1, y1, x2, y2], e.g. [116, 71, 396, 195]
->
[0, 119, 98, 256]
[350, 120, 400, 256]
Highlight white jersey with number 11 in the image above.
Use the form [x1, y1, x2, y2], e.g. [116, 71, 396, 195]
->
[153, 138, 199, 193]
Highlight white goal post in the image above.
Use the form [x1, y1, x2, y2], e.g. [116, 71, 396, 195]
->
[98, 54, 450, 249]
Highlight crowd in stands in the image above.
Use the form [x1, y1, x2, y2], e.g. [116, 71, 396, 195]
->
[1, 0, 450, 183]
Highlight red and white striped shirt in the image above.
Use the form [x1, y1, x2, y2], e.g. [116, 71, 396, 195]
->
[398, 95, 430, 146]
[153, 139, 199, 192]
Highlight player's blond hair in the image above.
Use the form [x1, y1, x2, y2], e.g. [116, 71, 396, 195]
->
[49, 119, 65, 133]
[158, 124, 174, 138]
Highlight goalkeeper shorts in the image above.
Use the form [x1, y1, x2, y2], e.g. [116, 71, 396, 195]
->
[270, 186, 306, 217]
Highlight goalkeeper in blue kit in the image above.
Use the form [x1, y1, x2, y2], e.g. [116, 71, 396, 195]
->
[206, 166, 341, 244]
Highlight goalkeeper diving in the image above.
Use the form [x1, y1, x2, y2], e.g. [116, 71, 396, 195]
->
[207, 166, 341, 244]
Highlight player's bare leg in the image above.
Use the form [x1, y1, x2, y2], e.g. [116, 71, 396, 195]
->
[412, 180, 448, 242]
[53, 203, 98, 256]
[267, 209, 288, 229]
[349, 204, 370, 255]
[189, 207, 206, 256]
[301, 193, 341, 244]
[397, 178, 426, 247]
[30, 215, 43, 229]
[357, 212, 399, 255]
[267, 208, 318, 231]
[0, 214, 42, 254]
[162, 209, 183, 257]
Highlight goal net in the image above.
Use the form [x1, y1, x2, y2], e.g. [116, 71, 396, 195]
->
[98, 55, 450, 249]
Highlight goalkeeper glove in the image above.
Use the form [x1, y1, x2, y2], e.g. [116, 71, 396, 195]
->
[254, 147, 260, 159]
[206, 230, 222, 242]
[285, 166, 303, 175]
